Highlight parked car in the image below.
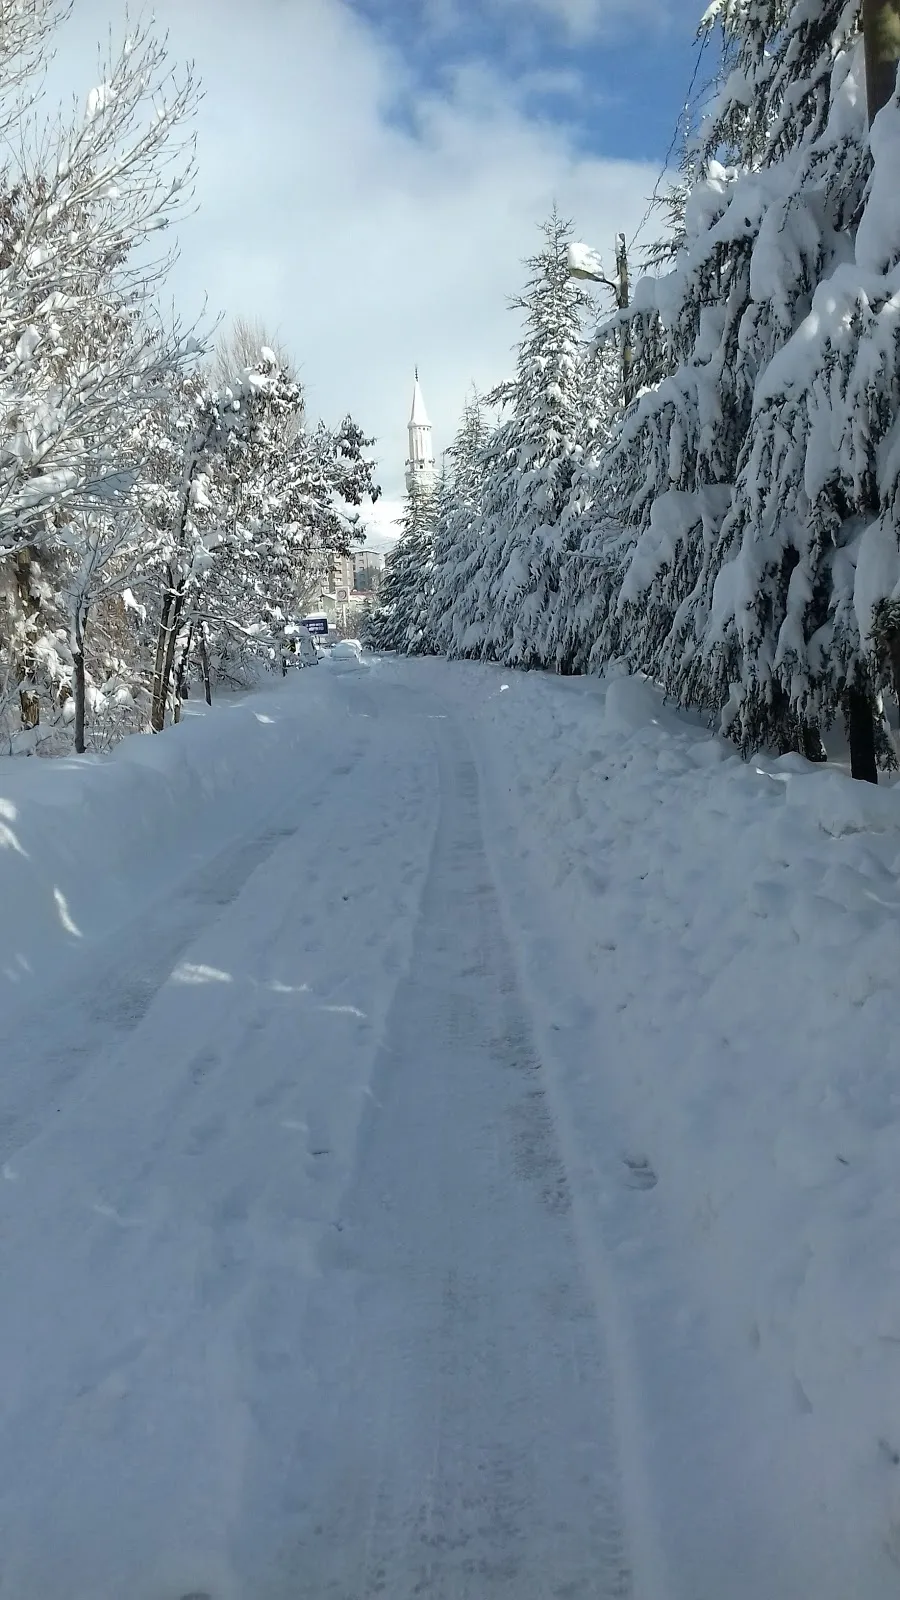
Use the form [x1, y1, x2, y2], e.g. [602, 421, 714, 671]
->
[322, 638, 366, 673]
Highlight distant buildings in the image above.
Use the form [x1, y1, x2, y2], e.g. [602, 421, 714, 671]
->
[353, 549, 385, 594]
[306, 372, 431, 634]
[307, 547, 387, 633]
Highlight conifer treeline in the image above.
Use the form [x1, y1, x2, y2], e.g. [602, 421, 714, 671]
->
[364, 3, 900, 780]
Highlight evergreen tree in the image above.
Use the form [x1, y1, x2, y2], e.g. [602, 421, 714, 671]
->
[428, 394, 489, 656]
[543, 336, 622, 672]
[460, 212, 592, 667]
[692, 4, 900, 773]
[588, 2, 891, 770]
[362, 480, 436, 654]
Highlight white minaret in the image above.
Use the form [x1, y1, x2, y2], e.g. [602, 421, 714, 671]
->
[405, 367, 436, 495]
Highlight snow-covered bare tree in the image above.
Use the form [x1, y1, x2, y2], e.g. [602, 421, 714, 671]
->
[0, 10, 200, 743]
[60, 507, 146, 752]
[0, 19, 198, 551]
[213, 318, 293, 391]
[137, 348, 379, 721]
[198, 401, 379, 688]
[137, 356, 304, 729]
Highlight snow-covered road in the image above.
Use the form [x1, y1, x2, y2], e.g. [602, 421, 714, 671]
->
[2, 657, 900, 1599]
[270, 699, 632, 1599]
[0, 666, 636, 1600]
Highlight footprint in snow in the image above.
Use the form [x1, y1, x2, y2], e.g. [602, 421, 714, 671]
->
[623, 1154, 658, 1190]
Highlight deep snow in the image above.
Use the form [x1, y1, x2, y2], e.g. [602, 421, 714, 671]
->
[1, 657, 899, 1597]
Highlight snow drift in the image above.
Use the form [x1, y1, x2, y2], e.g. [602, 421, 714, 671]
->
[0, 678, 322, 997]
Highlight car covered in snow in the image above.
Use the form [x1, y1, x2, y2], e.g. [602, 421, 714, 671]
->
[321, 638, 368, 672]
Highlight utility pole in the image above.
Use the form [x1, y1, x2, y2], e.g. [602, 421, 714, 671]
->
[614, 232, 634, 409]
[567, 232, 633, 409]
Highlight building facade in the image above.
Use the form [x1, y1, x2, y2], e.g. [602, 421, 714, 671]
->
[352, 549, 385, 594]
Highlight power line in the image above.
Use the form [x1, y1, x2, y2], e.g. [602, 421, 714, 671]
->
[627, 29, 712, 258]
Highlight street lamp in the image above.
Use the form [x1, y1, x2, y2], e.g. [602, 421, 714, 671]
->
[567, 241, 610, 283]
[567, 233, 634, 408]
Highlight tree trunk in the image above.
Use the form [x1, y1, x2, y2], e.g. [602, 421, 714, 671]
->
[199, 625, 213, 706]
[150, 580, 174, 732]
[161, 587, 187, 716]
[150, 454, 204, 732]
[863, 0, 900, 124]
[887, 632, 900, 714]
[72, 610, 87, 756]
[14, 549, 41, 731]
[150, 576, 186, 733]
[172, 623, 193, 724]
[860, 3, 900, 763]
[18, 685, 40, 730]
[848, 686, 879, 783]
[799, 721, 827, 763]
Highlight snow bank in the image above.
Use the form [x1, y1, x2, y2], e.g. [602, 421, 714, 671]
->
[409, 656, 900, 1590]
[0, 678, 326, 998]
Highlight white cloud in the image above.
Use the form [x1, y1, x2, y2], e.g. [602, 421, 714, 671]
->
[52, 0, 660, 503]
[528, 0, 673, 35]
[423, 0, 675, 42]
[356, 496, 404, 554]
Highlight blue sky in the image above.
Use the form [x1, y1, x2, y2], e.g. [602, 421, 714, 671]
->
[349, 0, 702, 165]
[58, 0, 710, 526]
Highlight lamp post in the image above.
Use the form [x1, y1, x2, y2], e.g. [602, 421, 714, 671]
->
[567, 233, 634, 409]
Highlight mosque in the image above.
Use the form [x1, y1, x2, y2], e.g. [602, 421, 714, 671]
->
[405, 368, 436, 495]
[317, 372, 436, 629]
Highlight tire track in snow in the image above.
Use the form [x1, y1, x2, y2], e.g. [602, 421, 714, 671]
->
[238, 702, 635, 1600]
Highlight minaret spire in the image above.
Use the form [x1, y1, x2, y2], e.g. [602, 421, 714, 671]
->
[405, 369, 435, 496]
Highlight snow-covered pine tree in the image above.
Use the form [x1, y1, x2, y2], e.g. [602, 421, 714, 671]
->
[587, 1, 882, 769]
[460, 212, 592, 668]
[582, 10, 774, 705]
[542, 331, 623, 672]
[690, 2, 900, 777]
[362, 479, 436, 654]
[452, 415, 515, 660]
[428, 392, 489, 656]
